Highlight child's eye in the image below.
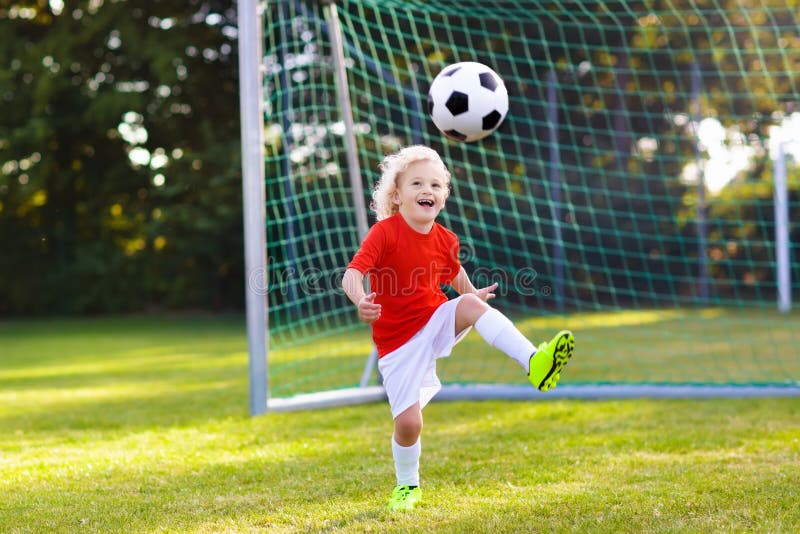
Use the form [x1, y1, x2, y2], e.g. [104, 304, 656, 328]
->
[432, 183, 441, 189]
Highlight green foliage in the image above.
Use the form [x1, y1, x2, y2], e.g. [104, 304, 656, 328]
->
[0, 1, 243, 314]
[0, 316, 798, 531]
[1, 0, 798, 318]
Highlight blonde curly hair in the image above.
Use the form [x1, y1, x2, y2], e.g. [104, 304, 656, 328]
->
[370, 145, 451, 221]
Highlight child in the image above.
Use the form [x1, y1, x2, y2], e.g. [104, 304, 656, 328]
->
[342, 145, 574, 511]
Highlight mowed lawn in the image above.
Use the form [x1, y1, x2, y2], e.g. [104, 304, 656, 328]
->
[268, 306, 800, 396]
[1, 315, 799, 533]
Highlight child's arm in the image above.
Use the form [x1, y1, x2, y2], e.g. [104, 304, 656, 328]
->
[342, 268, 381, 323]
[451, 266, 497, 302]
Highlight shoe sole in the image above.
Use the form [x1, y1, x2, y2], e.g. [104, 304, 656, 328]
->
[537, 331, 574, 391]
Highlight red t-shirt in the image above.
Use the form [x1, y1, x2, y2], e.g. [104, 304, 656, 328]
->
[347, 213, 461, 357]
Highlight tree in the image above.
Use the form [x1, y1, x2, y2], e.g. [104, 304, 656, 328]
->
[0, 0, 243, 314]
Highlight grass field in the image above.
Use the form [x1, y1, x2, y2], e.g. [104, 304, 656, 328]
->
[1, 315, 799, 532]
[270, 307, 800, 396]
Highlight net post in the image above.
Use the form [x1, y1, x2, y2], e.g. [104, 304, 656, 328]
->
[323, 0, 379, 384]
[359, 346, 379, 388]
[238, 0, 268, 416]
[323, 0, 369, 240]
[773, 132, 791, 314]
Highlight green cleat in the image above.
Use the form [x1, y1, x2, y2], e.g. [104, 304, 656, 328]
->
[528, 330, 574, 392]
[387, 485, 422, 511]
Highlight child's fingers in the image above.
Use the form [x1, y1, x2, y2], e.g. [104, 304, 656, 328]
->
[478, 283, 498, 301]
[360, 307, 381, 323]
[359, 297, 381, 317]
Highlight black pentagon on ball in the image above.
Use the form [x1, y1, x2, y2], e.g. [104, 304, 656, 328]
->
[482, 110, 503, 130]
[445, 91, 469, 115]
[479, 72, 498, 91]
[442, 65, 462, 77]
[427, 92, 435, 115]
[445, 129, 468, 141]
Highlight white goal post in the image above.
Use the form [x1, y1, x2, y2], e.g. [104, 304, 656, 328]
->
[238, 0, 268, 415]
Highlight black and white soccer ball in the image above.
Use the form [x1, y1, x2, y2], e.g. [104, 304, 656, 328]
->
[427, 62, 509, 143]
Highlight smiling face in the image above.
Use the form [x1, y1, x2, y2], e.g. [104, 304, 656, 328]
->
[392, 159, 449, 233]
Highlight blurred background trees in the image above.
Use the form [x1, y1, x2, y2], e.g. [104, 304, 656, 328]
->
[0, 0, 243, 314]
[1, 0, 796, 316]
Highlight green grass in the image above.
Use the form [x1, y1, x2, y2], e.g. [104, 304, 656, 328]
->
[1, 315, 799, 532]
[271, 307, 800, 396]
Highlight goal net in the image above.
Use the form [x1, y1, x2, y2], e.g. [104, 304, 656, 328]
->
[252, 0, 800, 410]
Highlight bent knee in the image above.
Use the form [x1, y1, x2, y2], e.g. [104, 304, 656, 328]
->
[456, 293, 490, 324]
[458, 292, 488, 311]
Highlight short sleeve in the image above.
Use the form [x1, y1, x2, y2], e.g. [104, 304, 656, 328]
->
[347, 224, 386, 274]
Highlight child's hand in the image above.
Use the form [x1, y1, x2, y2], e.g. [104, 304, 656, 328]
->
[475, 282, 498, 302]
[358, 292, 381, 323]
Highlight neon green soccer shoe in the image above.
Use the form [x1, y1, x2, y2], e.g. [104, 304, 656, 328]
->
[387, 485, 421, 511]
[528, 330, 574, 392]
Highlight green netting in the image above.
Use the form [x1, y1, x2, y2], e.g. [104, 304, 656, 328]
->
[262, 0, 800, 398]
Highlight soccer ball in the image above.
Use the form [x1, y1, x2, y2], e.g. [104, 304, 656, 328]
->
[427, 62, 509, 143]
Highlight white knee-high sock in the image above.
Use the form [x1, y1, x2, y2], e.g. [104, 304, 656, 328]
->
[392, 436, 420, 487]
[474, 308, 536, 373]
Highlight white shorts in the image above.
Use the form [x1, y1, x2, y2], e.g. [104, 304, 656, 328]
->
[378, 296, 471, 419]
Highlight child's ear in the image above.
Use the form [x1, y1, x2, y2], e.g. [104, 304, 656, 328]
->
[392, 190, 401, 205]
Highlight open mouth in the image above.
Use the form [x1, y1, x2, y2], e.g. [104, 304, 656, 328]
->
[417, 199, 435, 207]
